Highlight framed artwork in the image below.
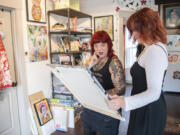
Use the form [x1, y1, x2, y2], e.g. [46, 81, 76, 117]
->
[163, 3, 180, 29]
[34, 98, 53, 126]
[26, 0, 46, 23]
[27, 24, 48, 62]
[94, 15, 114, 41]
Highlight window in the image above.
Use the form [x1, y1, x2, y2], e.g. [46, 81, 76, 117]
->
[125, 27, 137, 83]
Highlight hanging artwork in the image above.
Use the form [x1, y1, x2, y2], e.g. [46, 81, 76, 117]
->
[172, 71, 180, 79]
[168, 53, 180, 64]
[26, 0, 46, 23]
[163, 3, 180, 29]
[34, 98, 53, 126]
[167, 35, 180, 51]
[113, 0, 158, 12]
[94, 15, 114, 41]
[27, 24, 48, 62]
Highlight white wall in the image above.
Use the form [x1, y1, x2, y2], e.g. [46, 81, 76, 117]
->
[22, 0, 53, 98]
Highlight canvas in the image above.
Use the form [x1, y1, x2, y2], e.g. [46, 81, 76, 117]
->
[49, 65, 125, 121]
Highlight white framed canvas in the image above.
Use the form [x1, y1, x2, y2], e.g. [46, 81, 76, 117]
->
[49, 65, 124, 121]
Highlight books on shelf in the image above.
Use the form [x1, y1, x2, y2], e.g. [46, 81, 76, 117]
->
[61, 36, 70, 52]
[81, 52, 91, 66]
[54, 94, 73, 100]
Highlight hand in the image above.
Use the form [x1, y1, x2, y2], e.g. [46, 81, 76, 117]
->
[105, 95, 125, 111]
[88, 53, 100, 68]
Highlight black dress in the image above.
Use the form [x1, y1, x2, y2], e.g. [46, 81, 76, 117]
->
[127, 61, 167, 135]
[81, 58, 120, 135]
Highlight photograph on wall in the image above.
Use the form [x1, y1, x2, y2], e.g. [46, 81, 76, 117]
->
[173, 71, 180, 79]
[34, 98, 53, 126]
[163, 4, 180, 29]
[26, 0, 46, 23]
[27, 24, 48, 62]
[94, 15, 114, 40]
[167, 35, 180, 51]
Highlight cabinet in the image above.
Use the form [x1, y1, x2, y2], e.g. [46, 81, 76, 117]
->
[48, 8, 92, 120]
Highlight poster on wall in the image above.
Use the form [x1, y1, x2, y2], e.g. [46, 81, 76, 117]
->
[168, 53, 180, 64]
[27, 24, 48, 62]
[26, 0, 46, 23]
[94, 15, 114, 41]
[167, 35, 180, 51]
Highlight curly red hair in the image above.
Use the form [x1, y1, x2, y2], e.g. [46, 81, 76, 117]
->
[90, 30, 115, 58]
[127, 8, 167, 44]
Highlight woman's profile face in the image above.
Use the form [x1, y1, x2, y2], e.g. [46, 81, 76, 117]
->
[94, 42, 108, 59]
[132, 31, 144, 44]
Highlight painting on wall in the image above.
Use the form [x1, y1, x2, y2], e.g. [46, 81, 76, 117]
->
[94, 15, 114, 41]
[167, 35, 180, 51]
[27, 24, 48, 62]
[26, 0, 46, 23]
[168, 53, 180, 64]
[163, 3, 180, 29]
[34, 98, 53, 126]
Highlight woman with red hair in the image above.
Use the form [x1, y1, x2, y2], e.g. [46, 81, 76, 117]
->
[81, 30, 125, 135]
[106, 8, 168, 135]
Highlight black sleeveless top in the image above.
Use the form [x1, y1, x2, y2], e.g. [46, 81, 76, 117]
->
[127, 45, 167, 135]
[91, 58, 114, 91]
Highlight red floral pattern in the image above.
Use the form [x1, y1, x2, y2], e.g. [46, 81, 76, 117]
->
[0, 35, 12, 90]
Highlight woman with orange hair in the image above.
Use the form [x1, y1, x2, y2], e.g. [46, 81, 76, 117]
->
[106, 8, 168, 135]
[81, 30, 126, 135]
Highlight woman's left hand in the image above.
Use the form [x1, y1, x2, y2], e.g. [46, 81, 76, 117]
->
[105, 95, 125, 111]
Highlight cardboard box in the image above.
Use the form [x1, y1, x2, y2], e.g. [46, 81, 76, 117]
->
[54, 0, 80, 11]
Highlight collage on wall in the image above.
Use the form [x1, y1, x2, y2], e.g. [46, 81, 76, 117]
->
[27, 24, 48, 62]
[167, 35, 180, 80]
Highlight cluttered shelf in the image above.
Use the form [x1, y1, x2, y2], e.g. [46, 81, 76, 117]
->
[51, 50, 91, 55]
[49, 31, 92, 35]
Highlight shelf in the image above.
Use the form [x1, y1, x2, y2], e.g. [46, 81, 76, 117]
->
[51, 50, 91, 55]
[49, 30, 92, 35]
[53, 92, 73, 95]
[48, 8, 92, 18]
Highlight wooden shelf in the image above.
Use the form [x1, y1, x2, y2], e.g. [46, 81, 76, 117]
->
[49, 30, 92, 35]
[48, 8, 92, 18]
[51, 50, 91, 55]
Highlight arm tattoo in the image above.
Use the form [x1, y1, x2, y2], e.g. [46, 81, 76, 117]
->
[108, 57, 126, 95]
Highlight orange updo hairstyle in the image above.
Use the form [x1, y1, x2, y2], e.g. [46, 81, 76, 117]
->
[127, 8, 167, 44]
[90, 30, 115, 58]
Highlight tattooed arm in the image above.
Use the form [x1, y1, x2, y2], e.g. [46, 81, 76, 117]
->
[107, 56, 126, 96]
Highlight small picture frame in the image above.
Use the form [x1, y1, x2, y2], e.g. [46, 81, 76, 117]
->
[26, 0, 46, 23]
[34, 98, 53, 126]
[94, 15, 114, 41]
[163, 3, 180, 29]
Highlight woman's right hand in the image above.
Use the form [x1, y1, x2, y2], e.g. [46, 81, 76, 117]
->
[88, 53, 99, 68]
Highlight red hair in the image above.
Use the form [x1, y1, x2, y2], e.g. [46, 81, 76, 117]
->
[90, 30, 115, 58]
[127, 8, 167, 44]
